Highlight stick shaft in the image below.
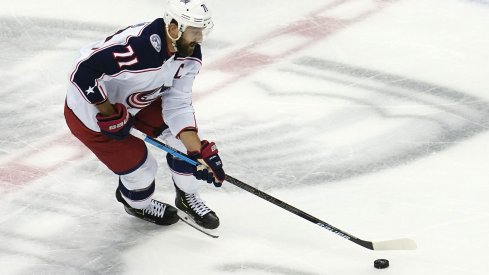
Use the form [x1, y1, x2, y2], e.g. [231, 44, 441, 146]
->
[130, 128, 415, 250]
[223, 174, 373, 249]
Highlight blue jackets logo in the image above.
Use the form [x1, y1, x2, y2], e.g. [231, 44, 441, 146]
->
[126, 86, 169, 109]
[150, 34, 161, 53]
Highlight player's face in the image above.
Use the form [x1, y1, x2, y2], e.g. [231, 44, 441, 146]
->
[176, 26, 204, 57]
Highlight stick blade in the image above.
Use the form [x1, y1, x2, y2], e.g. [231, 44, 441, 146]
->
[372, 238, 417, 250]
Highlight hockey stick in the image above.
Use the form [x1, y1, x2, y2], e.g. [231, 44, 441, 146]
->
[130, 128, 417, 251]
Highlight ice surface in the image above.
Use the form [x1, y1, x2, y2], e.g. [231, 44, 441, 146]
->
[1, 0, 489, 274]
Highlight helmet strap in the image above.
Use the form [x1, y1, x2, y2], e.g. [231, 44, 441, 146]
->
[165, 24, 183, 53]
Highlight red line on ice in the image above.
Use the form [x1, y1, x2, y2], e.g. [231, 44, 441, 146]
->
[198, 0, 393, 98]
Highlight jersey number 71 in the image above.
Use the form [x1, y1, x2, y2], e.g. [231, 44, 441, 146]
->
[113, 45, 139, 68]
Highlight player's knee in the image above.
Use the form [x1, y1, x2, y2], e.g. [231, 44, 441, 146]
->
[121, 153, 158, 185]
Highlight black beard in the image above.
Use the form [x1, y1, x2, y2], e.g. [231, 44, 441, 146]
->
[175, 38, 194, 57]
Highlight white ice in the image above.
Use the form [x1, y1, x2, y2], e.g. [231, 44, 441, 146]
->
[1, 0, 489, 274]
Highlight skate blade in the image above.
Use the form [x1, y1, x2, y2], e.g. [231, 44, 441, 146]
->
[177, 211, 219, 238]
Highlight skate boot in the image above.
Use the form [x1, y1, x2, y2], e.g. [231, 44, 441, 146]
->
[116, 188, 179, 226]
[174, 184, 219, 229]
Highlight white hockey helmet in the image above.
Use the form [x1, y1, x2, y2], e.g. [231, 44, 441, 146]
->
[163, 0, 214, 34]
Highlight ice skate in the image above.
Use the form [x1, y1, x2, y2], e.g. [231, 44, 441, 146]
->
[174, 184, 219, 229]
[116, 188, 179, 226]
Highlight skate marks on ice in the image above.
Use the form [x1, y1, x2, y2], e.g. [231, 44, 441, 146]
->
[0, 16, 117, 157]
[218, 262, 320, 275]
[467, 0, 489, 7]
[0, 17, 122, 195]
[0, 17, 116, 61]
[216, 57, 489, 189]
[200, 0, 396, 100]
[0, 163, 197, 274]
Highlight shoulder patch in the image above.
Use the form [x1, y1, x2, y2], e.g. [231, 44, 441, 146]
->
[150, 34, 162, 53]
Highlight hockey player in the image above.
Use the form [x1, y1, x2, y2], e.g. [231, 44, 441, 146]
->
[64, 0, 224, 230]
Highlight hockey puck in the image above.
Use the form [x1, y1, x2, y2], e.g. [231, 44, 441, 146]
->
[374, 259, 389, 269]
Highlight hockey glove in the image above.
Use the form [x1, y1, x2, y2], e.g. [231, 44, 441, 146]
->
[96, 103, 133, 140]
[188, 140, 225, 187]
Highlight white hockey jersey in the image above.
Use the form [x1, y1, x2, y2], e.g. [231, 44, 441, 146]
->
[66, 18, 201, 137]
